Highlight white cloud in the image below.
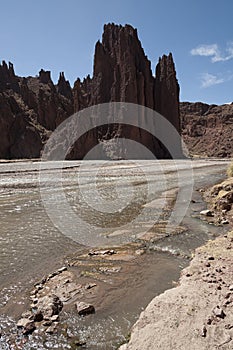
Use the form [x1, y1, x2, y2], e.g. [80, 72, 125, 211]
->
[201, 73, 224, 88]
[191, 42, 233, 63]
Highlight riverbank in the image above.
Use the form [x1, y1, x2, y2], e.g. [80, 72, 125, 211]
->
[119, 177, 233, 350]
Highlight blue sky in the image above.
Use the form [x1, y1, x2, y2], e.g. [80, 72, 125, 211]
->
[0, 0, 233, 104]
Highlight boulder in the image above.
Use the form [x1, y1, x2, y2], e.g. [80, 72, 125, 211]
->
[75, 301, 95, 316]
[36, 294, 63, 319]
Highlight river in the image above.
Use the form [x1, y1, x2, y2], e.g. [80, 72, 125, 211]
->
[0, 159, 230, 349]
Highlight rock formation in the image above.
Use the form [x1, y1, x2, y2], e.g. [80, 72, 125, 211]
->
[0, 61, 73, 158]
[181, 102, 233, 157]
[0, 24, 182, 159]
[71, 23, 181, 159]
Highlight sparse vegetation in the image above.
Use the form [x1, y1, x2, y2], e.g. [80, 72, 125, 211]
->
[227, 162, 233, 177]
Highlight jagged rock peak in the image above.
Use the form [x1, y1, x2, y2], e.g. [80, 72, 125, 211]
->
[101, 23, 139, 49]
[0, 60, 19, 92]
[0, 60, 16, 77]
[39, 69, 53, 84]
[154, 52, 180, 132]
[90, 23, 154, 107]
[58, 72, 66, 82]
[156, 53, 176, 80]
[57, 72, 72, 99]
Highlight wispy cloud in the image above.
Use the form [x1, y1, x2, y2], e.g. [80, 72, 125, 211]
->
[191, 42, 233, 63]
[201, 73, 224, 88]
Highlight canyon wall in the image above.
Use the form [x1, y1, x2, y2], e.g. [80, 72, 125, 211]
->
[0, 24, 192, 159]
[181, 102, 233, 158]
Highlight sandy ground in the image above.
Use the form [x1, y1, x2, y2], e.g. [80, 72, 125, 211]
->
[119, 178, 233, 350]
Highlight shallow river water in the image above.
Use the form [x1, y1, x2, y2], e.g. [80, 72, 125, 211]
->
[0, 159, 230, 349]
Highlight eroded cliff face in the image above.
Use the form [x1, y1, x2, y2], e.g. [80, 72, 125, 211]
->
[181, 102, 233, 157]
[0, 23, 181, 159]
[0, 62, 73, 158]
[71, 23, 181, 159]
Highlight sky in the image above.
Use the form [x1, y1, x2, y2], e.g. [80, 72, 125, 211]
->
[0, 0, 233, 105]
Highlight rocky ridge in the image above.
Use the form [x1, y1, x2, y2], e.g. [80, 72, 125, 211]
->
[0, 23, 181, 160]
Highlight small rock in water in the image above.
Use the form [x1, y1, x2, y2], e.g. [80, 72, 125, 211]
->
[17, 318, 36, 335]
[88, 249, 116, 256]
[51, 315, 59, 322]
[70, 337, 87, 347]
[75, 301, 95, 316]
[200, 210, 214, 217]
[57, 266, 67, 273]
[84, 283, 97, 290]
[201, 325, 207, 337]
[21, 311, 33, 319]
[33, 311, 43, 322]
[213, 306, 226, 319]
[17, 318, 32, 328]
[208, 256, 215, 261]
[37, 294, 63, 319]
[45, 322, 58, 334]
[135, 249, 145, 256]
[206, 317, 213, 325]
[22, 322, 36, 335]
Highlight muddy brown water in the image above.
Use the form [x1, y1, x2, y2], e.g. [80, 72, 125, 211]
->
[0, 159, 230, 349]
